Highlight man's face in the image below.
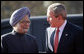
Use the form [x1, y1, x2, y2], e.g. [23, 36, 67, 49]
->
[15, 15, 30, 34]
[47, 10, 59, 27]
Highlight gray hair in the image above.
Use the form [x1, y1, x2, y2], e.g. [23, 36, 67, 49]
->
[47, 3, 67, 19]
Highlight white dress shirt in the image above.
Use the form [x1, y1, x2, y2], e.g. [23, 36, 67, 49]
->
[54, 20, 67, 42]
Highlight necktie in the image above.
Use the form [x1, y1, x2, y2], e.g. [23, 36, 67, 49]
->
[54, 28, 59, 53]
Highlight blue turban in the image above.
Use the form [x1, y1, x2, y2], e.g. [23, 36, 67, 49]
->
[9, 7, 31, 26]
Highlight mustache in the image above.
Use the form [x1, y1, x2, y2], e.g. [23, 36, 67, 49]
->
[23, 29, 28, 31]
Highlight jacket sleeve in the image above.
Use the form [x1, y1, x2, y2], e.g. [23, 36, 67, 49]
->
[33, 38, 39, 53]
[1, 36, 8, 53]
[75, 29, 83, 53]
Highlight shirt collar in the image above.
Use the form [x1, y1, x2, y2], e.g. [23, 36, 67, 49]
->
[56, 20, 67, 32]
[12, 30, 25, 36]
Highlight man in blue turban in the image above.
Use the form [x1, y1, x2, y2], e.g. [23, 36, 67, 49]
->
[10, 7, 31, 26]
[1, 7, 38, 53]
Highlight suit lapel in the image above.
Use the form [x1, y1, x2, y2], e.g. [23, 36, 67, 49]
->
[57, 21, 71, 52]
[50, 30, 55, 50]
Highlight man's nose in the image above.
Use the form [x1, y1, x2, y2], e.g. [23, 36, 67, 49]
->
[25, 22, 30, 27]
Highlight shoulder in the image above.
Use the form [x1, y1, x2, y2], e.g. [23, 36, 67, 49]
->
[67, 21, 83, 32]
[1, 32, 13, 39]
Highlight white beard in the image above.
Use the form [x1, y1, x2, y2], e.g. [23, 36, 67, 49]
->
[15, 23, 28, 33]
[23, 29, 28, 32]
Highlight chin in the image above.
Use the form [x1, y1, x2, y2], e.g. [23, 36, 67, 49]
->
[23, 29, 28, 33]
[24, 30, 27, 33]
[50, 25, 56, 27]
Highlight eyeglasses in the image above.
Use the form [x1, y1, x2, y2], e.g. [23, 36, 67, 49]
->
[19, 20, 31, 24]
[55, 15, 59, 18]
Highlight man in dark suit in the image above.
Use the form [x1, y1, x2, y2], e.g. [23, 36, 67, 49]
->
[46, 3, 83, 53]
[1, 7, 38, 53]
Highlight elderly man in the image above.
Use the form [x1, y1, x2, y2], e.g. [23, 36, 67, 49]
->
[46, 3, 83, 53]
[1, 7, 38, 53]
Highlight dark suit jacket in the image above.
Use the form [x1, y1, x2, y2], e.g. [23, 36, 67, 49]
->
[1, 30, 38, 53]
[46, 21, 83, 53]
